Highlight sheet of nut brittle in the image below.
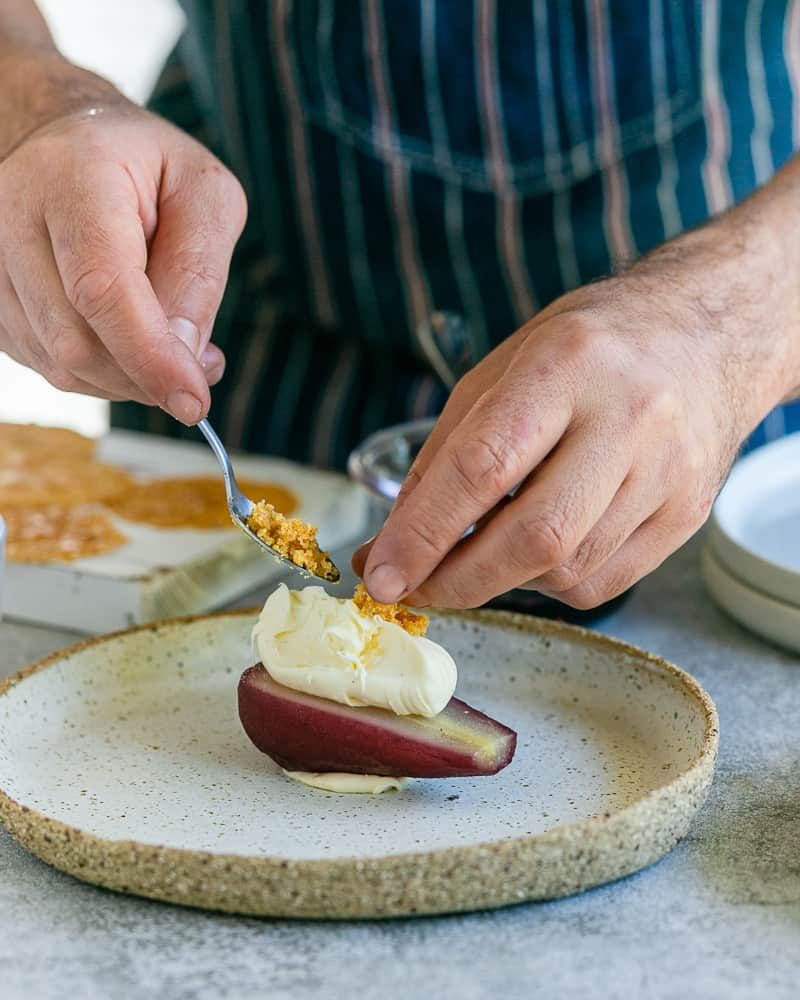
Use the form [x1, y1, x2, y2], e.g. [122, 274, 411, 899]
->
[108, 476, 297, 530]
[0, 423, 297, 564]
[3, 427, 366, 632]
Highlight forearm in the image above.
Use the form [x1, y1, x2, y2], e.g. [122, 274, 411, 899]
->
[0, 0, 128, 160]
[629, 152, 800, 414]
[752, 153, 800, 401]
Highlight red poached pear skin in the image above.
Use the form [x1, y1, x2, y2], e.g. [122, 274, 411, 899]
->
[238, 664, 517, 778]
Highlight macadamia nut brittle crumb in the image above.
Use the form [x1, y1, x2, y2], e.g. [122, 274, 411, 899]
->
[353, 583, 429, 636]
[247, 502, 338, 580]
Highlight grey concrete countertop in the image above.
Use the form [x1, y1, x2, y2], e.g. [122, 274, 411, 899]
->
[1, 536, 798, 1000]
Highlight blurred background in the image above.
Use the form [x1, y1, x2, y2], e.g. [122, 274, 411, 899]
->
[0, 0, 184, 435]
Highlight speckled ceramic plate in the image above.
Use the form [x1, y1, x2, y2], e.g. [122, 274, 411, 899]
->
[0, 609, 718, 919]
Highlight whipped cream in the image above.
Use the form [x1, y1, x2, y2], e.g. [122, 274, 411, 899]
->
[252, 584, 457, 717]
[283, 771, 408, 794]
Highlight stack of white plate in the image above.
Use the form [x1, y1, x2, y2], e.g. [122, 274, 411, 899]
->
[704, 432, 800, 653]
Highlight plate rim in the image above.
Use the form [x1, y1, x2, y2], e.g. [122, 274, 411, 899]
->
[0, 606, 719, 918]
[710, 432, 800, 603]
[701, 545, 800, 654]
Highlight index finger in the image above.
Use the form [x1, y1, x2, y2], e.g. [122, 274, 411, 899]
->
[352, 334, 532, 577]
[46, 178, 211, 424]
[362, 369, 573, 603]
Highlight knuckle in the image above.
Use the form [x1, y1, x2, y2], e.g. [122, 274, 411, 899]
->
[126, 344, 169, 387]
[225, 173, 248, 230]
[566, 563, 636, 610]
[398, 512, 449, 562]
[394, 466, 423, 509]
[48, 326, 95, 371]
[511, 509, 571, 571]
[559, 314, 611, 366]
[170, 250, 226, 295]
[451, 431, 525, 500]
[197, 158, 248, 231]
[123, 335, 207, 403]
[545, 519, 630, 591]
[46, 367, 80, 393]
[628, 381, 679, 428]
[561, 581, 607, 611]
[536, 562, 584, 594]
[67, 265, 123, 322]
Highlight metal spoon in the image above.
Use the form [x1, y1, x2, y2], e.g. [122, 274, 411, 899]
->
[197, 418, 340, 583]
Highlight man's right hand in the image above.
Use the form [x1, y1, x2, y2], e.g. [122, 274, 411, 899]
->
[0, 90, 247, 424]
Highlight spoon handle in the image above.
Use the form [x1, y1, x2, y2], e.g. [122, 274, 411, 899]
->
[195, 418, 339, 583]
[197, 418, 252, 520]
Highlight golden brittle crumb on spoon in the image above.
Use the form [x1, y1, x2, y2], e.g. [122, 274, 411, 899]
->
[246, 501, 339, 581]
[353, 583, 429, 636]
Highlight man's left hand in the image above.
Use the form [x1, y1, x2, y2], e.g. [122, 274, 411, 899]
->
[353, 186, 800, 609]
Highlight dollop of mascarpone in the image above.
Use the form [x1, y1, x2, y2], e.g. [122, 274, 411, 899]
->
[252, 583, 457, 717]
[283, 771, 408, 794]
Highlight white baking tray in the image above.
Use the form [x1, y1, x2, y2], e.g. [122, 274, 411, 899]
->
[4, 430, 367, 634]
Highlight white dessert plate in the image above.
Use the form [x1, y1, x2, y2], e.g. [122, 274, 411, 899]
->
[709, 432, 800, 606]
[701, 546, 800, 655]
[0, 609, 717, 919]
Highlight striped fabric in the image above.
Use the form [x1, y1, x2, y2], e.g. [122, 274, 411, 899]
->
[112, 0, 800, 467]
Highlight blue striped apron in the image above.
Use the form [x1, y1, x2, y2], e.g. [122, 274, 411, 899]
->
[112, 0, 800, 466]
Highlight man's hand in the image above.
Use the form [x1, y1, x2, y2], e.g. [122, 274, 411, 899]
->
[0, 54, 246, 424]
[354, 172, 800, 609]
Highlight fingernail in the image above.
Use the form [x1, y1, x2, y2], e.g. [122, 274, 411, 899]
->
[169, 317, 201, 355]
[200, 343, 223, 368]
[366, 563, 407, 603]
[200, 344, 225, 384]
[166, 389, 203, 425]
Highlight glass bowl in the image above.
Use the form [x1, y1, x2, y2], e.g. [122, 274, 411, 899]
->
[348, 418, 435, 533]
[348, 419, 631, 624]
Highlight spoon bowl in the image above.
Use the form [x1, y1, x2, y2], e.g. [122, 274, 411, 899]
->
[197, 418, 340, 584]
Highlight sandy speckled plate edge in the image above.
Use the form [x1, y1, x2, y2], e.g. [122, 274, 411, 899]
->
[0, 608, 719, 920]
